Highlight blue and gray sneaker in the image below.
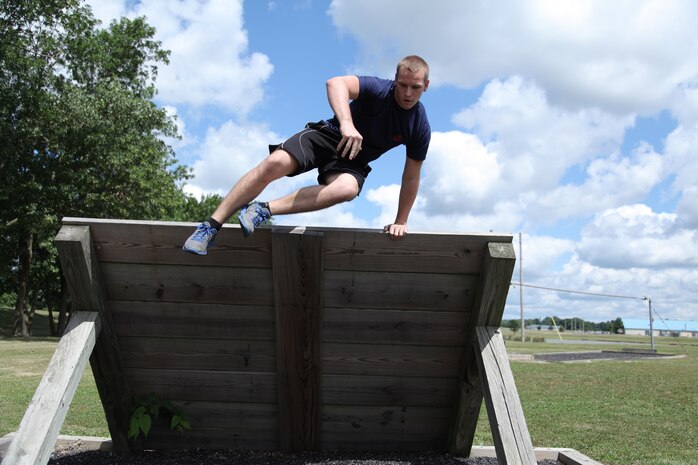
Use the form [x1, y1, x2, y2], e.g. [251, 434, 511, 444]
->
[182, 221, 218, 255]
[239, 202, 271, 237]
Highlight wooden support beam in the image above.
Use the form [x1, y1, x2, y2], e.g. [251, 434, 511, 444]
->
[475, 326, 536, 465]
[272, 229, 324, 452]
[450, 242, 516, 456]
[55, 225, 134, 452]
[2, 312, 101, 465]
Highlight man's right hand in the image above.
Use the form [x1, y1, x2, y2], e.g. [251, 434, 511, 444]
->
[338, 122, 363, 160]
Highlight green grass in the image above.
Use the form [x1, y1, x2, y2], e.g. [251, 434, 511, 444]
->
[2, 313, 697, 464]
[0, 307, 110, 438]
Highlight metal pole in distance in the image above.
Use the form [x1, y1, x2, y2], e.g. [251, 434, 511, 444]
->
[648, 297, 655, 351]
[519, 233, 526, 342]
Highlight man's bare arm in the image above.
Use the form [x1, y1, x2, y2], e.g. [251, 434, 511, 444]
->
[384, 157, 423, 240]
[326, 75, 363, 159]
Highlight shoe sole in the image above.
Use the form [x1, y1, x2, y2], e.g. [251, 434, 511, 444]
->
[182, 245, 207, 255]
[239, 207, 254, 237]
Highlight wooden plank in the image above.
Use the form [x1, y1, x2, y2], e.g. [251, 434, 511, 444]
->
[2, 312, 101, 465]
[323, 307, 469, 346]
[450, 242, 517, 456]
[323, 343, 462, 378]
[101, 262, 273, 305]
[171, 401, 277, 430]
[119, 337, 276, 372]
[323, 230, 511, 273]
[84, 220, 273, 268]
[475, 243, 517, 326]
[324, 270, 478, 311]
[322, 375, 458, 407]
[55, 225, 133, 452]
[322, 405, 452, 435]
[558, 449, 606, 465]
[272, 230, 324, 452]
[127, 369, 277, 403]
[142, 427, 278, 451]
[448, 343, 484, 455]
[475, 327, 536, 465]
[322, 431, 447, 451]
[109, 301, 275, 340]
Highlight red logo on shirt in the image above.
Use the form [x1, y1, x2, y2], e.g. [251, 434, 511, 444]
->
[392, 134, 403, 143]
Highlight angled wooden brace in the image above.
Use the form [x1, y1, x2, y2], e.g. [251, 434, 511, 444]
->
[1, 312, 101, 465]
[3, 225, 138, 465]
[450, 242, 536, 465]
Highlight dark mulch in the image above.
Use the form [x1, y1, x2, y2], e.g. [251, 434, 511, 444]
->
[45, 448, 561, 465]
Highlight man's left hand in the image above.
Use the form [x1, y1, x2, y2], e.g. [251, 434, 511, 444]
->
[384, 223, 408, 240]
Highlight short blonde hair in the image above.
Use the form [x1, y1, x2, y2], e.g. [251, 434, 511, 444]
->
[396, 55, 430, 83]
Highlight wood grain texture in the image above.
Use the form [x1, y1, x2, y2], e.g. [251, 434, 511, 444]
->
[450, 242, 517, 457]
[476, 327, 536, 465]
[109, 301, 275, 340]
[323, 307, 469, 346]
[45, 219, 524, 456]
[55, 225, 134, 452]
[272, 231, 324, 452]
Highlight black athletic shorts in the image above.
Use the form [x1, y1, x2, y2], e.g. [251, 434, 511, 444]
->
[268, 121, 372, 193]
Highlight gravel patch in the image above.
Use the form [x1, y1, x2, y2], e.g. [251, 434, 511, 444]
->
[534, 350, 669, 363]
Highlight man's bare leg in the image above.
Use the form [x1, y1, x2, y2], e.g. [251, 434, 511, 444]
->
[210, 150, 300, 224]
[237, 172, 360, 237]
[269, 172, 359, 214]
[183, 150, 299, 254]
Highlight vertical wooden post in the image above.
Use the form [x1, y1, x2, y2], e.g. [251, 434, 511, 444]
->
[272, 229, 324, 452]
[55, 225, 134, 452]
[1, 312, 101, 465]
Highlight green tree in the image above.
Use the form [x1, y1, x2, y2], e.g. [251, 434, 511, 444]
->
[1, 0, 189, 336]
[609, 317, 625, 334]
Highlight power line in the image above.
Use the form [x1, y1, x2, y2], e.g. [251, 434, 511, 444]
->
[510, 282, 645, 301]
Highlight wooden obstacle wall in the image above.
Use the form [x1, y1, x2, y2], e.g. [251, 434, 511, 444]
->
[4, 218, 537, 465]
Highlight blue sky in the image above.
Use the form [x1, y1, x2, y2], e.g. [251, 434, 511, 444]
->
[88, 0, 698, 324]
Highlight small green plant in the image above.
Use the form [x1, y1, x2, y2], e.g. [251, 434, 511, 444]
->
[128, 393, 191, 440]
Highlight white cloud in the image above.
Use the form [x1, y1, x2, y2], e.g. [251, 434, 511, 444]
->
[329, 0, 698, 114]
[88, 0, 273, 115]
[185, 120, 279, 195]
[664, 122, 698, 192]
[577, 204, 698, 269]
[421, 77, 647, 225]
[676, 187, 698, 230]
[533, 143, 664, 221]
[420, 131, 501, 215]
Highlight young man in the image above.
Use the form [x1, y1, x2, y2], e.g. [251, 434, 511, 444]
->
[183, 55, 431, 255]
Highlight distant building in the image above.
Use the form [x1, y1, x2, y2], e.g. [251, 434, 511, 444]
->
[624, 318, 698, 338]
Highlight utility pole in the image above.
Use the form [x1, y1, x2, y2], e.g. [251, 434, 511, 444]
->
[519, 233, 526, 342]
[645, 297, 654, 352]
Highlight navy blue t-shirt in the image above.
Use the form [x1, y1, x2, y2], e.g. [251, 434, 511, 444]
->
[325, 76, 431, 165]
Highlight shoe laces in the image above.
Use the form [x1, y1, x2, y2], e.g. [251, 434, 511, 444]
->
[251, 205, 270, 226]
[193, 223, 217, 241]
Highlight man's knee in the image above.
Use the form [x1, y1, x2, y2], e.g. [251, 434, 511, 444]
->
[327, 173, 360, 202]
[259, 150, 298, 180]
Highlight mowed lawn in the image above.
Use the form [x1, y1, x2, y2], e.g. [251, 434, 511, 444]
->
[2, 311, 697, 465]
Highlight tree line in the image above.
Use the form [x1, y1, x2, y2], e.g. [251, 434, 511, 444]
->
[0, 0, 228, 336]
[503, 316, 626, 334]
